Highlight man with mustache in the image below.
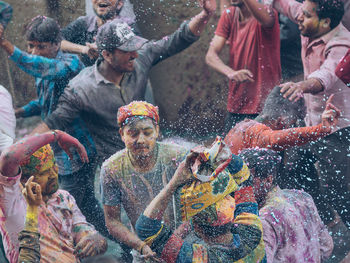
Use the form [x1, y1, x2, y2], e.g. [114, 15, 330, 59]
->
[0, 131, 107, 263]
[61, 0, 139, 67]
[100, 101, 188, 262]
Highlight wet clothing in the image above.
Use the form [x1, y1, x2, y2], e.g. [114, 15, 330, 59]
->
[261, 187, 333, 263]
[0, 1, 12, 28]
[0, 85, 15, 152]
[18, 230, 40, 263]
[62, 15, 140, 66]
[273, 0, 350, 133]
[215, 7, 281, 114]
[136, 187, 266, 263]
[101, 142, 187, 227]
[224, 119, 330, 154]
[336, 48, 350, 87]
[9, 46, 96, 176]
[0, 171, 97, 263]
[45, 21, 199, 162]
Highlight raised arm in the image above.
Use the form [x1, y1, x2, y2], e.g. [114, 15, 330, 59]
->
[188, 0, 216, 36]
[0, 1, 12, 29]
[18, 177, 42, 263]
[0, 130, 88, 178]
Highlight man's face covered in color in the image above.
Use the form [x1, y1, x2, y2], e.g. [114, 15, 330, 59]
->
[121, 118, 159, 160]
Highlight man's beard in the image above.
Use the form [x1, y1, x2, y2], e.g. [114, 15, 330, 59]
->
[93, 5, 121, 21]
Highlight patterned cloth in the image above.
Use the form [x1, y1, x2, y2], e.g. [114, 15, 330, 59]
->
[0, 1, 12, 28]
[117, 101, 159, 127]
[101, 142, 187, 227]
[18, 230, 40, 263]
[20, 144, 55, 176]
[9, 46, 96, 175]
[260, 187, 333, 262]
[0, 171, 97, 263]
[136, 187, 266, 263]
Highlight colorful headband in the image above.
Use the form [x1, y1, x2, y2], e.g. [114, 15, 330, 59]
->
[117, 101, 159, 127]
[21, 144, 55, 175]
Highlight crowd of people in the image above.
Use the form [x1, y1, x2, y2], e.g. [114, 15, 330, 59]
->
[0, 0, 350, 262]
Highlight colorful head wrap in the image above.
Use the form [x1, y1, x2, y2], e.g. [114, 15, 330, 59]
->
[21, 144, 55, 176]
[180, 137, 250, 222]
[117, 101, 159, 127]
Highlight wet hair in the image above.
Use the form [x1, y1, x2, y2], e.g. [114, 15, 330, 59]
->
[259, 86, 306, 123]
[82, 255, 125, 263]
[25, 16, 61, 43]
[308, 0, 344, 29]
[239, 148, 282, 180]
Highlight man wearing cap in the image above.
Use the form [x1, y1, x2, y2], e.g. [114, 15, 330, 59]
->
[0, 130, 107, 263]
[32, 0, 217, 165]
[100, 101, 188, 261]
[135, 142, 266, 262]
[61, 0, 140, 67]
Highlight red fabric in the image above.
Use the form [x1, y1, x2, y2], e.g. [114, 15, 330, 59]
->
[234, 186, 256, 204]
[215, 7, 281, 114]
[224, 119, 331, 154]
[160, 234, 184, 263]
[336, 48, 350, 87]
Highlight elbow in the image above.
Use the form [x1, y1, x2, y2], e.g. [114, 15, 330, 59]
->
[205, 51, 214, 67]
[260, 18, 275, 28]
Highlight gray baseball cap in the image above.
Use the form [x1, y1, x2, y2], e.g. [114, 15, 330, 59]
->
[96, 19, 148, 52]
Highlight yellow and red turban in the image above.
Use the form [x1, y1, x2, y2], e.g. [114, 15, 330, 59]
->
[117, 101, 159, 127]
[21, 144, 55, 176]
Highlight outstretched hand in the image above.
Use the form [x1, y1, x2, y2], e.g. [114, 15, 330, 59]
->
[198, 0, 217, 14]
[54, 130, 89, 163]
[173, 152, 198, 187]
[74, 233, 107, 258]
[22, 176, 42, 207]
[321, 94, 341, 129]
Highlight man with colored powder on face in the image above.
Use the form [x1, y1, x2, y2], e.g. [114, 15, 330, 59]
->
[265, 0, 350, 230]
[135, 141, 266, 262]
[61, 0, 140, 67]
[239, 148, 333, 263]
[100, 101, 188, 261]
[0, 130, 107, 263]
[206, 0, 281, 132]
[32, 0, 217, 165]
[0, 14, 112, 237]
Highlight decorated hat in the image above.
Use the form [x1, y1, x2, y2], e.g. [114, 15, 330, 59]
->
[21, 144, 55, 176]
[117, 101, 159, 127]
[180, 138, 250, 221]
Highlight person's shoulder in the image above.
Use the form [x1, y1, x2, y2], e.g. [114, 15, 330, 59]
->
[101, 149, 128, 175]
[157, 141, 188, 161]
[326, 24, 350, 49]
[68, 65, 95, 86]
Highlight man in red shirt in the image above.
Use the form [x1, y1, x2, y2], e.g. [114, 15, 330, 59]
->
[206, 0, 281, 132]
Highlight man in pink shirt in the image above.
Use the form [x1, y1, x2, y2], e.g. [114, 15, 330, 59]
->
[269, 0, 350, 230]
[0, 131, 107, 263]
[239, 148, 333, 263]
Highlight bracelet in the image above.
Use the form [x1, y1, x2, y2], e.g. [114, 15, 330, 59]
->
[52, 130, 57, 142]
[137, 242, 147, 254]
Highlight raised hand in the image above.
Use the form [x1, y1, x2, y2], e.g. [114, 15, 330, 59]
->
[227, 69, 254, 83]
[54, 130, 89, 163]
[321, 94, 341, 129]
[22, 176, 42, 207]
[280, 82, 304, 102]
[198, 0, 217, 14]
